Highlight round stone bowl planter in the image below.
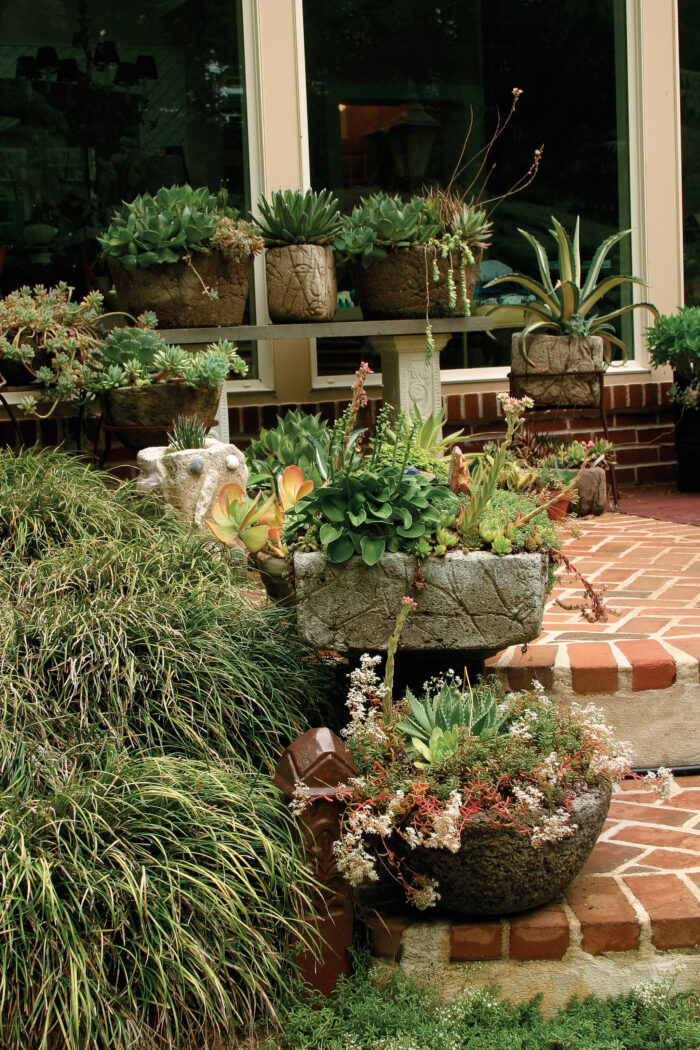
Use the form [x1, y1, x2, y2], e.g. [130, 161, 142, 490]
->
[293, 549, 548, 654]
[395, 785, 612, 917]
[510, 333, 605, 408]
[266, 244, 337, 322]
[354, 248, 481, 321]
[100, 381, 221, 449]
[109, 252, 254, 328]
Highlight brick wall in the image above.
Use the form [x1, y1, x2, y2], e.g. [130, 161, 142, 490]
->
[228, 381, 677, 487]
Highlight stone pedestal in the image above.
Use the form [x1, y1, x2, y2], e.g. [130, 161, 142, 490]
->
[373, 334, 450, 425]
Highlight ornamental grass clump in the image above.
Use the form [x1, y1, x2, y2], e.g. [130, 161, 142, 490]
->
[0, 446, 332, 1046]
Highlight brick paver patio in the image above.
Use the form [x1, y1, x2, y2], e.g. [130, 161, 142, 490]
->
[488, 512, 700, 693]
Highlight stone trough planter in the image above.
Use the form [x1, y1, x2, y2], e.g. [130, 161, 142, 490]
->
[293, 549, 548, 653]
[396, 785, 611, 916]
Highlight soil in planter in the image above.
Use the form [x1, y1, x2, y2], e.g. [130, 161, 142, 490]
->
[110, 253, 254, 328]
[355, 248, 481, 321]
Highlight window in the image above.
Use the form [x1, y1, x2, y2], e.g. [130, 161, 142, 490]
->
[303, 0, 632, 384]
[679, 0, 700, 306]
[0, 0, 262, 379]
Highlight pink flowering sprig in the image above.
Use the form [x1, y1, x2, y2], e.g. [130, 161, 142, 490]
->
[346, 361, 373, 440]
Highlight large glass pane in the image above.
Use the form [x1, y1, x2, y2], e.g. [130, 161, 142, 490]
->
[680, 0, 700, 306]
[304, 0, 631, 376]
[0, 0, 258, 373]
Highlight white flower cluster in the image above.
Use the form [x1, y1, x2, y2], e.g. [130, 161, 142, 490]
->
[512, 783, 545, 812]
[508, 707, 539, 741]
[538, 751, 564, 786]
[643, 766, 675, 801]
[341, 653, 390, 747]
[289, 782, 312, 817]
[531, 808, 578, 848]
[425, 791, 464, 852]
[588, 738, 634, 780]
[406, 874, 441, 910]
[332, 806, 381, 886]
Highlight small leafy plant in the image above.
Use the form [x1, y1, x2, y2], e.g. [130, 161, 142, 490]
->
[85, 322, 246, 392]
[98, 184, 264, 270]
[208, 465, 314, 556]
[256, 188, 343, 246]
[646, 305, 700, 410]
[246, 408, 332, 488]
[167, 414, 209, 450]
[485, 216, 659, 365]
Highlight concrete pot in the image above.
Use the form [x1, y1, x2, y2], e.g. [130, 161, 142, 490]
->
[293, 549, 548, 654]
[110, 252, 254, 328]
[266, 244, 337, 322]
[136, 437, 247, 530]
[256, 552, 295, 604]
[510, 334, 605, 407]
[398, 784, 611, 916]
[573, 466, 607, 515]
[355, 248, 481, 320]
[101, 382, 221, 449]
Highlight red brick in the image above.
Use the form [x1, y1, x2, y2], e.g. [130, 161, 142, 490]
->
[445, 394, 463, 422]
[450, 921, 503, 961]
[628, 385, 645, 409]
[667, 789, 700, 809]
[615, 447, 659, 466]
[365, 914, 413, 961]
[607, 801, 692, 827]
[624, 873, 700, 949]
[609, 385, 629, 410]
[506, 644, 557, 691]
[582, 841, 646, 874]
[568, 643, 618, 693]
[643, 849, 700, 869]
[610, 824, 700, 852]
[463, 393, 480, 421]
[638, 464, 680, 483]
[566, 876, 639, 955]
[481, 392, 499, 420]
[509, 904, 569, 960]
[616, 640, 676, 691]
[672, 640, 700, 679]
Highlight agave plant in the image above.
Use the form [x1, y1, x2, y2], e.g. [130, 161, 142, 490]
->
[485, 216, 659, 365]
[256, 188, 343, 246]
[397, 678, 509, 765]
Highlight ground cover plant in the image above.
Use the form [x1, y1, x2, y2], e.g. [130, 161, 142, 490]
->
[268, 963, 700, 1050]
[0, 446, 332, 1049]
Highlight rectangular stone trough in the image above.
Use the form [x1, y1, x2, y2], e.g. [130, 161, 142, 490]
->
[293, 550, 548, 653]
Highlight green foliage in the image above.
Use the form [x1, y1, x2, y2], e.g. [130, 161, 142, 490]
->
[246, 408, 331, 487]
[372, 440, 450, 482]
[485, 216, 659, 365]
[334, 193, 439, 266]
[168, 413, 209, 450]
[0, 446, 334, 1042]
[285, 461, 451, 565]
[271, 965, 700, 1050]
[86, 326, 246, 391]
[257, 188, 342, 246]
[646, 306, 700, 410]
[98, 184, 264, 270]
[473, 488, 559, 557]
[0, 283, 107, 416]
[397, 677, 508, 764]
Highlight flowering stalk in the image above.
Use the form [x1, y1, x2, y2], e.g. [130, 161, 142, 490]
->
[345, 361, 373, 440]
[382, 596, 417, 719]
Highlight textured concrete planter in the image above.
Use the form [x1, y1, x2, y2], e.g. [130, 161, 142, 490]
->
[573, 466, 607, 516]
[101, 382, 221, 449]
[136, 437, 247, 530]
[355, 248, 481, 320]
[110, 252, 254, 328]
[397, 785, 611, 916]
[266, 244, 337, 322]
[293, 549, 548, 653]
[510, 334, 605, 407]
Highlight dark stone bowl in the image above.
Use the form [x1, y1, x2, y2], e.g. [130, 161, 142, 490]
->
[395, 784, 611, 917]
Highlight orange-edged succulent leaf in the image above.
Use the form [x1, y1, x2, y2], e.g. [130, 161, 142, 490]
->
[239, 522, 274, 554]
[279, 464, 314, 510]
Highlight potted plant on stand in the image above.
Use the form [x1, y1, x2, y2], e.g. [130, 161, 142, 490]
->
[85, 319, 246, 448]
[646, 305, 700, 492]
[97, 185, 264, 328]
[486, 216, 659, 407]
[255, 188, 343, 322]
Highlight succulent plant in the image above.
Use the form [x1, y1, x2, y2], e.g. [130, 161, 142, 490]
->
[334, 193, 439, 267]
[397, 678, 508, 764]
[98, 185, 263, 270]
[86, 325, 246, 392]
[485, 216, 660, 365]
[256, 189, 343, 246]
[246, 408, 331, 486]
[168, 415, 210, 451]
